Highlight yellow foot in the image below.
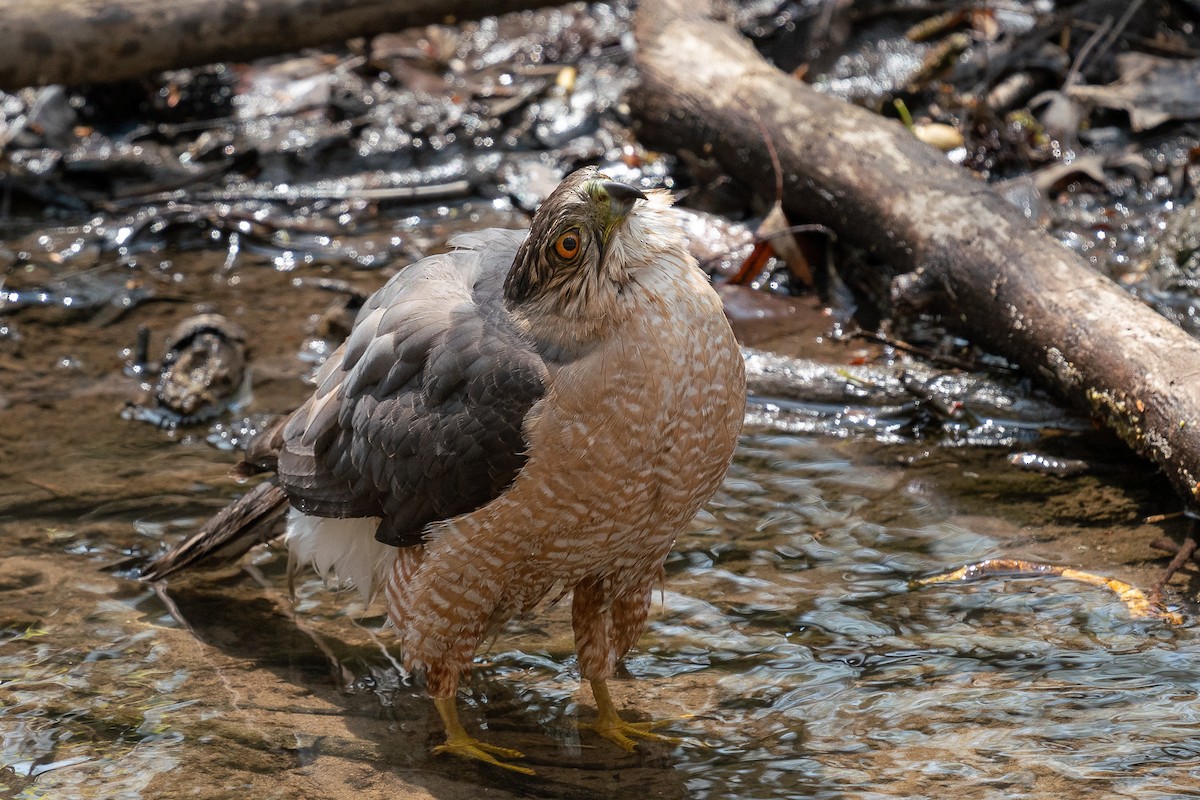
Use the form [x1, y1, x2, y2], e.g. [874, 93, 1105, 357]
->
[579, 716, 681, 752]
[432, 735, 535, 775]
[431, 696, 535, 775]
[584, 677, 686, 752]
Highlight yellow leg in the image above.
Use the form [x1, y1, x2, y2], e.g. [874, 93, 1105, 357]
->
[581, 678, 680, 752]
[431, 696, 535, 775]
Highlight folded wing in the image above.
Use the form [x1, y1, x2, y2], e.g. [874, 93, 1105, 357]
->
[278, 229, 548, 546]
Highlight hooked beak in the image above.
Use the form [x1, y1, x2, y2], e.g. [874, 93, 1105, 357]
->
[590, 179, 646, 245]
[601, 180, 646, 221]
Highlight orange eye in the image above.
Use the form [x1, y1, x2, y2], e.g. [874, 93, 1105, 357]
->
[554, 230, 581, 260]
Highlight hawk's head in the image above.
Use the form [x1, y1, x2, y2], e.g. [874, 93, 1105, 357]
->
[504, 167, 675, 324]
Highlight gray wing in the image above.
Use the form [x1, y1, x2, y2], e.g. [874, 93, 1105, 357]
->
[276, 228, 546, 546]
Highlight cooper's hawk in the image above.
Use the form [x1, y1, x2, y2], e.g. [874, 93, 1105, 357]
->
[144, 167, 746, 773]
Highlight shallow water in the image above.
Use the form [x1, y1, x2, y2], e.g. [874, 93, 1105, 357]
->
[1, 321, 1195, 799]
[663, 435, 1198, 799]
[0, 196, 1195, 800]
[3, 2, 1200, 797]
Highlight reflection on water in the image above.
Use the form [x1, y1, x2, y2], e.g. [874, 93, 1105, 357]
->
[651, 433, 1200, 798]
[0, 427, 1196, 798]
[0, 565, 185, 798]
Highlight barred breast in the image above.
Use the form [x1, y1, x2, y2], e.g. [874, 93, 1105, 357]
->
[391, 243, 745, 675]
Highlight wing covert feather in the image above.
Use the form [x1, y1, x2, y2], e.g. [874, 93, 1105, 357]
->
[276, 231, 546, 546]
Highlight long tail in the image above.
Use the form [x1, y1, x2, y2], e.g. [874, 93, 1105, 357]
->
[140, 479, 289, 582]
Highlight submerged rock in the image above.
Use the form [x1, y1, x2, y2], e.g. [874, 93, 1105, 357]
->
[123, 313, 250, 428]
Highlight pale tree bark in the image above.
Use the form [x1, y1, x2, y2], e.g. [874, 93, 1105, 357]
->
[632, 0, 1200, 506]
[0, 0, 552, 90]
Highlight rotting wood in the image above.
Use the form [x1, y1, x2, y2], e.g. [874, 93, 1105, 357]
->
[631, 0, 1200, 508]
[0, 0, 553, 91]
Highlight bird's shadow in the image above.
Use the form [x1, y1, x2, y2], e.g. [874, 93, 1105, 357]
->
[146, 575, 689, 799]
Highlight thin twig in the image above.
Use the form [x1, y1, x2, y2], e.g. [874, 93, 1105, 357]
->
[748, 105, 784, 205]
[1148, 523, 1198, 603]
[1071, 18, 1200, 59]
[1065, 0, 1144, 87]
[1145, 511, 1186, 524]
[1149, 536, 1200, 567]
[844, 328, 1016, 373]
[1091, 0, 1146, 71]
[1064, 14, 1113, 88]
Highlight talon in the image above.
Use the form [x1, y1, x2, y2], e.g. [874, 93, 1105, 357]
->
[584, 678, 683, 752]
[431, 695, 535, 775]
[433, 736, 535, 775]
[580, 717, 680, 752]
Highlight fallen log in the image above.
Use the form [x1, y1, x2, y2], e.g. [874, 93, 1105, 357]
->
[0, 0, 550, 91]
[631, 0, 1200, 506]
